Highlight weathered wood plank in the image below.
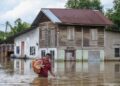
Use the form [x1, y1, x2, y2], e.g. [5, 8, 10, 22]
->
[39, 21, 56, 48]
[59, 26, 67, 46]
[83, 28, 90, 47]
[98, 29, 104, 47]
[75, 27, 82, 46]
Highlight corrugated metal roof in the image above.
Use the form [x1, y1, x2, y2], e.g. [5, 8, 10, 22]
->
[32, 8, 113, 26]
[49, 8, 113, 26]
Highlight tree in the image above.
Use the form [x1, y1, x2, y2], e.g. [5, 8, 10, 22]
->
[5, 18, 30, 38]
[0, 31, 5, 41]
[114, 0, 120, 12]
[65, 0, 103, 11]
[12, 18, 30, 34]
[0, 18, 30, 42]
[90, 0, 103, 11]
[106, 0, 120, 30]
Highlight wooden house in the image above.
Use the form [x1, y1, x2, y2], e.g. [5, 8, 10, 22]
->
[14, 8, 113, 61]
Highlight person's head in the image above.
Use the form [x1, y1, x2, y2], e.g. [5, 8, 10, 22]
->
[45, 53, 52, 60]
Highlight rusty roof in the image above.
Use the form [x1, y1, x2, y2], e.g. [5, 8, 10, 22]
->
[32, 8, 113, 26]
[49, 8, 113, 26]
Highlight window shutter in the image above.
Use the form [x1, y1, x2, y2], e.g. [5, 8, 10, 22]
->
[91, 29, 98, 40]
[67, 26, 75, 40]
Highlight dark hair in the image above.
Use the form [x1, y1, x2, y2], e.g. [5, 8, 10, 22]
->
[46, 53, 52, 59]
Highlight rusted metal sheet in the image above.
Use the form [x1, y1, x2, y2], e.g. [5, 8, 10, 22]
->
[50, 9, 113, 26]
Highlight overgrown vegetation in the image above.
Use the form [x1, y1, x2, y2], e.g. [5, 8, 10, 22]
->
[0, 18, 30, 42]
[65, 0, 103, 12]
[106, 0, 120, 31]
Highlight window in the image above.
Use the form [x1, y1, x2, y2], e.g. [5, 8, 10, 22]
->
[115, 48, 120, 57]
[50, 29, 55, 46]
[41, 50, 46, 57]
[30, 46, 35, 55]
[16, 46, 20, 54]
[91, 29, 98, 40]
[50, 50, 55, 59]
[67, 26, 75, 40]
[41, 30, 46, 40]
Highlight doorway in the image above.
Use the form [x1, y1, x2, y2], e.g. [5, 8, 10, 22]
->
[88, 51, 100, 62]
[65, 50, 76, 61]
[21, 41, 25, 57]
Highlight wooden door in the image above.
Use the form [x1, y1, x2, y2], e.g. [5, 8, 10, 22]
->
[21, 41, 25, 57]
[65, 50, 76, 61]
[88, 51, 100, 62]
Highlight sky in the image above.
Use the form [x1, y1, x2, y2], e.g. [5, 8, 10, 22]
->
[0, 0, 114, 31]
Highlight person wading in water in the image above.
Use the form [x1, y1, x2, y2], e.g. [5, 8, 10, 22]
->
[32, 53, 55, 86]
[38, 53, 55, 78]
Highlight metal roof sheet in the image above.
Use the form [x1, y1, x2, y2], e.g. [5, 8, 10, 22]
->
[41, 8, 61, 23]
[49, 8, 113, 26]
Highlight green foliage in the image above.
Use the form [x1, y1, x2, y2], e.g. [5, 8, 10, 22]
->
[6, 18, 30, 37]
[90, 0, 103, 11]
[106, 0, 120, 31]
[0, 31, 5, 42]
[0, 18, 30, 41]
[113, 0, 120, 12]
[65, 0, 103, 11]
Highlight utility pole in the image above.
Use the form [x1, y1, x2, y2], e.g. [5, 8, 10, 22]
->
[82, 27, 83, 62]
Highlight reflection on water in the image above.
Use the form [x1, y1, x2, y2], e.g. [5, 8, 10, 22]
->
[32, 77, 49, 86]
[14, 59, 34, 75]
[0, 58, 120, 86]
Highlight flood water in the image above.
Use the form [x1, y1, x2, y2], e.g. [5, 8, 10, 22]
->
[0, 58, 120, 86]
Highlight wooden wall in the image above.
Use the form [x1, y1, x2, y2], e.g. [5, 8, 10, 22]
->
[59, 26, 82, 47]
[58, 26, 104, 48]
[83, 28, 104, 47]
[59, 26, 67, 46]
[98, 29, 104, 47]
[39, 23, 104, 48]
[83, 28, 90, 47]
[39, 22, 57, 48]
[75, 27, 82, 46]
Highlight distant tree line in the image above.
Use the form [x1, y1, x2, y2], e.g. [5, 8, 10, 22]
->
[66, 0, 103, 12]
[106, 0, 120, 31]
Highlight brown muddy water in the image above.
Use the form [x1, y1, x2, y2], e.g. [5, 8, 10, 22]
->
[0, 58, 120, 86]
